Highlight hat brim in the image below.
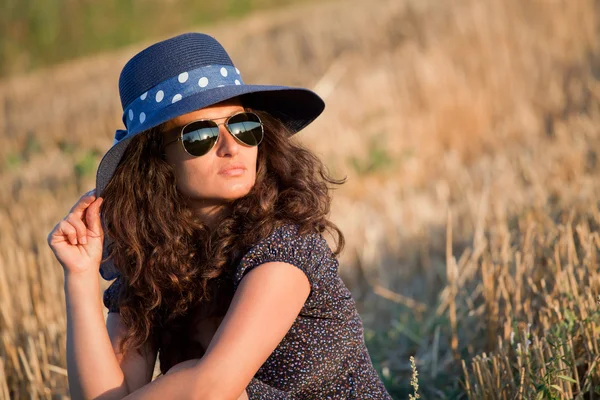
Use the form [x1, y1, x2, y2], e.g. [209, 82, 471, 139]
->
[95, 84, 324, 198]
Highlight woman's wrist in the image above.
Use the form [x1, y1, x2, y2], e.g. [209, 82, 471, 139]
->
[63, 268, 99, 285]
[63, 270, 101, 303]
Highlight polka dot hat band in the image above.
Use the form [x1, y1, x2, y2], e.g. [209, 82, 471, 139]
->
[115, 64, 245, 145]
[95, 32, 325, 198]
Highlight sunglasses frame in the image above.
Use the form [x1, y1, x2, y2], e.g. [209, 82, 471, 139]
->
[163, 111, 264, 157]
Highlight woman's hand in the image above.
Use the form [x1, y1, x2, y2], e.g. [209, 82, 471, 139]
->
[47, 189, 104, 276]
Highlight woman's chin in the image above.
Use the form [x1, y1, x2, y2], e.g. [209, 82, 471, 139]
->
[181, 179, 255, 202]
[224, 181, 254, 198]
[210, 185, 254, 202]
[224, 188, 253, 201]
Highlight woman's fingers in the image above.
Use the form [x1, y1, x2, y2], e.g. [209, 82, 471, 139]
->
[47, 189, 106, 275]
[68, 189, 97, 219]
[56, 219, 79, 246]
[55, 189, 102, 246]
[85, 197, 104, 237]
[65, 213, 89, 245]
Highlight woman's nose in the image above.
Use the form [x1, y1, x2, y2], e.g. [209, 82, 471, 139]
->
[215, 124, 240, 157]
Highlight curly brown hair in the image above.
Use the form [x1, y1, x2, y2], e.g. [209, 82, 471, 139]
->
[100, 107, 345, 374]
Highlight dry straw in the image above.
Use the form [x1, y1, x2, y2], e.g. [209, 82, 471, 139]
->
[1, 0, 599, 397]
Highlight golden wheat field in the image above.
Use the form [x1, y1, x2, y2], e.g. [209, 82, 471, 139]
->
[1, 0, 600, 398]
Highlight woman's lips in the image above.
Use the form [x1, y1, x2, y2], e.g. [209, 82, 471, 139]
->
[218, 163, 246, 176]
[219, 168, 246, 176]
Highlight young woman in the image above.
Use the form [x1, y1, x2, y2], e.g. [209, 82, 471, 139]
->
[47, 32, 392, 399]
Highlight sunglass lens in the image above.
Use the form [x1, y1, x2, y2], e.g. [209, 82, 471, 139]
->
[181, 121, 219, 156]
[227, 112, 263, 146]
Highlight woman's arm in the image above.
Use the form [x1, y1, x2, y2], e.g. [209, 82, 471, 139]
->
[65, 271, 156, 399]
[49, 190, 157, 399]
[106, 313, 158, 392]
[120, 261, 309, 400]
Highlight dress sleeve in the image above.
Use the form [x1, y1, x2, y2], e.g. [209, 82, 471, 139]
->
[102, 275, 122, 313]
[234, 224, 330, 292]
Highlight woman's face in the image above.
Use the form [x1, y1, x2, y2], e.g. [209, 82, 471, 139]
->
[161, 98, 258, 211]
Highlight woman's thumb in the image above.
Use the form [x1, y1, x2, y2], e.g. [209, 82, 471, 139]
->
[86, 197, 104, 239]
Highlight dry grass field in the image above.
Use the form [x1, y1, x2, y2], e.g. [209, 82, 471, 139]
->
[1, 0, 600, 398]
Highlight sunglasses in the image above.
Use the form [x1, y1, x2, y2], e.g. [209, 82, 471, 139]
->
[163, 111, 264, 157]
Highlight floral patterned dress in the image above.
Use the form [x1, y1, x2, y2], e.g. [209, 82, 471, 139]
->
[103, 224, 392, 399]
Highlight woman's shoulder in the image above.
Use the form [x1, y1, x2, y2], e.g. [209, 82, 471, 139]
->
[233, 223, 335, 289]
[243, 223, 332, 262]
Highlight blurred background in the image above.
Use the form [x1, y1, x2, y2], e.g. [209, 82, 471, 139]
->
[2, 0, 600, 398]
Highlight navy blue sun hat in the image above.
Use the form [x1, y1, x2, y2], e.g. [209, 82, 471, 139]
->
[95, 32, 325, 198]
[96, 32, 325, 281]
